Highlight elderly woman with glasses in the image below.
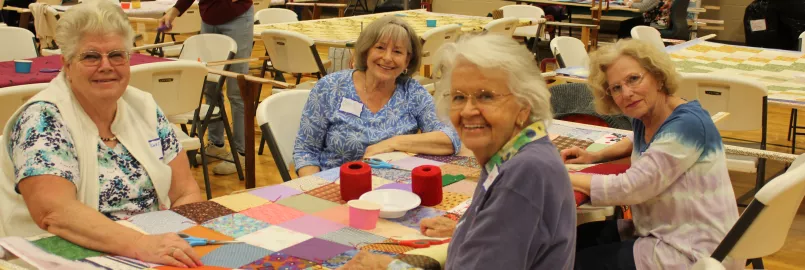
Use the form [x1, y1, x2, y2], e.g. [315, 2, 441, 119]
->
[293, 16, 461, 177]
[339, 34, 576, 270]
[561, 39, 740, 269]
[0, 2, 204, 268]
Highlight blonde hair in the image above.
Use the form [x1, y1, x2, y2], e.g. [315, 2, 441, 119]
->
[588, 39, 681, 115]
[434, 34, 552, 124]
[353, 15, 422, 79]
[55, 0, 135, 61]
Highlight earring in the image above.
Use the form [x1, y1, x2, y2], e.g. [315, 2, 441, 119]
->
[403, 68, 409, 74]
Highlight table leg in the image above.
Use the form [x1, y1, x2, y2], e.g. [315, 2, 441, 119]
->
[403, 0, 408, 10]
[19, 12, 30, 29]
[237, 76, 258, 189]
[581, 26, 590, 51]
[312, 5, 323, 20]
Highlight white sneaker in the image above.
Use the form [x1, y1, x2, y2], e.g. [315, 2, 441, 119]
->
[212, 154, 245, 175]
[196, 143, 230, 164]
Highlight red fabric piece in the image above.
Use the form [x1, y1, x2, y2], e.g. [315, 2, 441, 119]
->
[0, 54, 171, 88]
[574, 191, 589, 206]
[173, 0, 253, 25]
[558, 114, 610, 128]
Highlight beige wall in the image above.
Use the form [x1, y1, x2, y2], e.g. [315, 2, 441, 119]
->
[433, 0, 752, 43]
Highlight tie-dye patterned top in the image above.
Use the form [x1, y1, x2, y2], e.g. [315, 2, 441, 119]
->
[589, 101, 741, 269]
[7, 101, 182, 221]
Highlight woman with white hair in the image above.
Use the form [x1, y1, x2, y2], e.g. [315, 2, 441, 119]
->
[340, 34, 576, 269]
[562, 39, 740, 269]
[293, 15, 460, 177]
[0, 2, 203, 267]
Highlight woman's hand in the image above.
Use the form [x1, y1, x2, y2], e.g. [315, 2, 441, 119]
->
[130, 233, 202, 268]
[560, 146, 600, 164]
[338, 251, 395, 270]
[363, 137, 399, 159]
[158, 8, 180, 31]
[420, 216, 457, 238]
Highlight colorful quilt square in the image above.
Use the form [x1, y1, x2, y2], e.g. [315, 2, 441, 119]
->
[279, 238, 353, 263]
[387, 207, 446, 230]
[313, 167, 341, 182]
[276, 194, 340, 214]
[278, 215, 346, 236]
[362, 219, 419, 238]
[210, 192, 270, 212]
[390, 156, 445, 171]
[369, 152, 413, 162]
[311, 205, 350, 225]
[32, 236, 103, 260]
[317, 227, 388, 247]
[240, 252, 318, 270]
[413, 154, 465, 163]
[171, 201, 235, 224]
[305, 183, 347, 204]
[447, 156, 480, 168]
[199, 243, 272, 269]
[180, 226, 234, 257]
[240, 203, 306, 225]
[552, 135, 594, 152]
[439, 163, 481, 180]
[431, 192, 472, 211]
[128, 210, 196, 234]
[202, 213, 270, 238]
[359, 240, 415, 254]
[370, 168, 411, 183]
[237, 226, 313, 251]
[248, 184, 303, 202]
[281, 176, 330, 192]
[443, 180, 477, 197]
[375, 183, 412, 192]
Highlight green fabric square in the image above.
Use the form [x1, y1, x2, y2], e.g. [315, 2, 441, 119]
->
[441, 174, 465, 186]
[276, 194, 340, 214]
[32, 236, 103, 260]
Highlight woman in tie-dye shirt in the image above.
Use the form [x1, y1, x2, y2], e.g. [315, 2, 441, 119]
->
[561, 39, 741, 270]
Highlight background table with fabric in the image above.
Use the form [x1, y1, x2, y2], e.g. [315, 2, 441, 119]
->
[51, 0, 187, 19]
[0, 54, 170, 88]
[18, 121, 631, 269]
[252, 9, 535, 47]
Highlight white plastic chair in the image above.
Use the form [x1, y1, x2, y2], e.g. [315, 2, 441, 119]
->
[677, 74, 769, 203]
[420, 24, 460, 79]
[253, 0, 271, 12]
[630, 25, 665, 51]
[28, 3, 60, 56]
[484, 17, 518, 37]
[256, 90, 311, 182]
[129, 60, 214, 198]
[0, 83, 48, 135]
[0, 27, 37, 61]
[500, 4, 544, 39]
[799, 31, 805, 52]
[691, 153, 805, 270]
[260, 29, 327, 90]
[254, 8, 297, 24]
[549, 36, 589, 68]
[156, 4, 201, 58]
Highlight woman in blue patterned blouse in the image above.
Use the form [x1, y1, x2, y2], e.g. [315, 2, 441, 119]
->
[0, 2, 202, 268]
[293, 16, 461, 177]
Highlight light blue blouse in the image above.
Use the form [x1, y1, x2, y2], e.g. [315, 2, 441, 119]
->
[293, 70, 460, 171]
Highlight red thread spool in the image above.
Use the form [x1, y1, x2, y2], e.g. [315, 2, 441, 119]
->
[340, 161, 372, 201]
[412, 165, 443, 206]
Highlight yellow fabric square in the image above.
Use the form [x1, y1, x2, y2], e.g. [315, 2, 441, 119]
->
[211, 193, 270, 212]
[748, 57, 771, 63]
[431, 192, 472, 211]
[362, 219, 419, 238]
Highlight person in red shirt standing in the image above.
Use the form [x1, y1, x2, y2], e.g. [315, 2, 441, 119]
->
[158, 0, 254, 175]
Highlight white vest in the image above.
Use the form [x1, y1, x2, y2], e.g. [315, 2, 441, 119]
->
[0, 74, 173, 237]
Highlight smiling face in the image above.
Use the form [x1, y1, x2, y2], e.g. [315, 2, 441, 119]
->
[365, 36, 411, 83]
[63, 33, 130, 104]
[448, 60, 530, 161]
[605, 55, 665, 120]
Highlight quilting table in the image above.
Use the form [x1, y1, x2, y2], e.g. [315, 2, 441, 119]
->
[556, 39, 805, 108]
[252, 10, 536, 47]
[16, 120, 627, 269]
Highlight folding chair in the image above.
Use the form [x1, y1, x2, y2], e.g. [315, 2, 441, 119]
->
[0, 27, 37, 61]
[549, 36, 589, 68]
[255, 90, 311, 182]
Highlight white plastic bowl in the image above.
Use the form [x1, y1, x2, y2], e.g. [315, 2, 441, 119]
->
[359, 189, 421, 218]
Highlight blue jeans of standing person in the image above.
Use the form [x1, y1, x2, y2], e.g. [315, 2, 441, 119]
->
[200, 6, 254, 155]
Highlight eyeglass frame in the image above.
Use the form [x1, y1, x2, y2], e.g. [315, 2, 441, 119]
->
[605, 72, 648, 97]
[73, 50, 131, 67]
[442, 89, 515, 111]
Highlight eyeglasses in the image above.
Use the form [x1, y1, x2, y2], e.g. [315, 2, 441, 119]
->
[76, 50, 130, 67]
[443, 89, 513, 110]
[606, 72, 646, 97]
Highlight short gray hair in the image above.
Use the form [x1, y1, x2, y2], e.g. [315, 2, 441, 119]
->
[55, 0, 135, 61]
[353, 15, 422, 79]
[434, 34, 552, 124]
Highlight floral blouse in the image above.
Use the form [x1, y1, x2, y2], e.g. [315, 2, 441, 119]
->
[8, 101, 182, 221]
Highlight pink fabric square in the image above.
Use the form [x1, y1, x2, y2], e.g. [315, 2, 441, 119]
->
[278, 215, 346, 237]
[443, 180, 477, 197]
[240, 203, 306, 225]
[389, 157, 445, 171]
[311, 205, 350, 226]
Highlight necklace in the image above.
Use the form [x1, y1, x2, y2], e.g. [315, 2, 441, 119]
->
[100, 136, 118, 142]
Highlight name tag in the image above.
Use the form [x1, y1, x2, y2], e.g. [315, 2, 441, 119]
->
[482, 166, 499, 191]
[339, 97, 363, 117]
[149, 138, 163, 160]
